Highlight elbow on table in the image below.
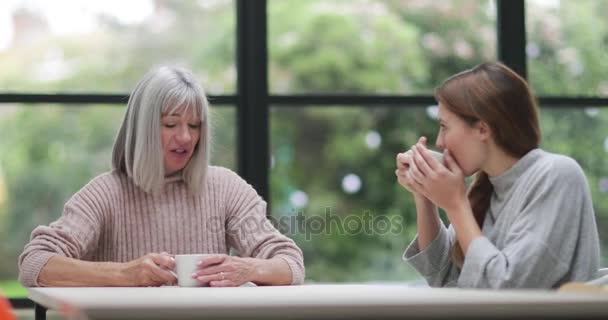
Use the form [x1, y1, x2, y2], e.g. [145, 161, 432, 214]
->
[17, 268, 37, 288]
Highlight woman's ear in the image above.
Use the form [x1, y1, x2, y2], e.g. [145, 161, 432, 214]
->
[476, 121, 492, 142]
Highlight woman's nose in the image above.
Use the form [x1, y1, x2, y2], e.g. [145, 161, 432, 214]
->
[176, 126, 191, 143]
[435, 135, 444, 149]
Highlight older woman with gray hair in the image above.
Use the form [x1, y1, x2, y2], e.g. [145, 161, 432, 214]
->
[18, 66, 304, 287]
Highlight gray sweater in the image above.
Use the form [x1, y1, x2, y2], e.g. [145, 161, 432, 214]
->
[403, 149, 600, 288]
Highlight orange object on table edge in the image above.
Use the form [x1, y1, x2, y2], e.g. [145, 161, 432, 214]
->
[0, 293, 16, 320]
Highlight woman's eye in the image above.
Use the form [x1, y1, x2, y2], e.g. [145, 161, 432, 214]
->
[188, 123, 201, 129]
[164, 124, 176, 128]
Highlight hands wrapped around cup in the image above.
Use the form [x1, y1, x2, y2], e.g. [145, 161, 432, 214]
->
[395, 137, 442, 195]
[122, 252, 177, 287]
[407, 142, 466, 212]
[395, 149, 417, 194]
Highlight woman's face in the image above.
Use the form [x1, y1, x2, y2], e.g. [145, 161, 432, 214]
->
[161, 106, 201, 175]
[435, 103, 487, 176]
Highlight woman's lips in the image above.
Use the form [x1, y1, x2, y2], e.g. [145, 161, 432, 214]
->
[171, 148, 190, 158]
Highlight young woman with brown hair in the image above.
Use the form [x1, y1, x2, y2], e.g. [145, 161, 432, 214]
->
[396, 62, 599, 288]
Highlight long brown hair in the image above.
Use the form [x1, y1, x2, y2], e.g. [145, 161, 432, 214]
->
[434, 62, 541, 267]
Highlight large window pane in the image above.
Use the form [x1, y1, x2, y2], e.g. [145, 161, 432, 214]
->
[271, 105, 608, 282]
[527, 0, 608, 96]
[0, 104, 235, 297]
[270, 106, 440, 282]
[209, 106, 236, 170]
[268, 0, 496, 94]
[0, 0, 235, 94]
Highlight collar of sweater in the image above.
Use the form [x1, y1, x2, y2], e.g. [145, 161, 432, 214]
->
[488, 148, 544, 197]
[164, 170, 184, 184]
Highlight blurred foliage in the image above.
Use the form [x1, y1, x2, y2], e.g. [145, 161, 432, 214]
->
[526, 0, 608, 96]
[0, 0, 235, 94]
[0, 280, 26, 298]
[0, 0, 607, 297]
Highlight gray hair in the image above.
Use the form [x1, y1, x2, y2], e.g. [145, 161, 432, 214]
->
[112, 66, 210, 194]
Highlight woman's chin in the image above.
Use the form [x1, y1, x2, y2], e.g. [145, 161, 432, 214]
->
[463, 168, 477, 177]
[164, 167, 186, 177]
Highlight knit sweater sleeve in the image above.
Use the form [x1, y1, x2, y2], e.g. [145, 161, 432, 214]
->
[458, 157, 598, 288]
[18, 175, 110, 287]
[221, 169, 305, 285]
[403, 224, 461, 287]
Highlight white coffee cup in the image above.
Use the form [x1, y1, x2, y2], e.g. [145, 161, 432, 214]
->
[427, 149, 445, 164]
[174, 254, 210, 287]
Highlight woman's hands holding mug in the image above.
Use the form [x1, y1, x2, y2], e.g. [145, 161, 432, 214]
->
[121, 252, 177, 287]
[408, 139, 467, 213]
[395, 136, 467, 213]
[192, 254, 256, 287]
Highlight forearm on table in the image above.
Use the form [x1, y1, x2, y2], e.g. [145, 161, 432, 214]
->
[38, 255, 128, 287]
[250, 257, 293, 286]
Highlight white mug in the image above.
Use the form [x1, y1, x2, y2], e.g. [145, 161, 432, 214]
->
[427, 149, 445, 164]
[174, 254, 210, 287]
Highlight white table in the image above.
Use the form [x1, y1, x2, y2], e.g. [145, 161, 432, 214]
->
[29, 284, 608, 319]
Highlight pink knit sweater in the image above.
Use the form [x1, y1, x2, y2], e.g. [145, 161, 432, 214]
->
[18, 166, 304, 287]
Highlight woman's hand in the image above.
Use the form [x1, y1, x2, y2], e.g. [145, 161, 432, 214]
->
[395, 150, 415, 191]
[193, 254, 257, 287]
[409, 142, 483, 255]
[408, 143, 467, 213]
[396, 137, 429, 199]
[121, 252, 177, 287]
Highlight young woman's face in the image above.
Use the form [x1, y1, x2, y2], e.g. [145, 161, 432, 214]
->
[435, 103, 486, 176]
[161, 106, 201, 175]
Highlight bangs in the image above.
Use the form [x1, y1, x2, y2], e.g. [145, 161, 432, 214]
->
[161, 85, 204, 120]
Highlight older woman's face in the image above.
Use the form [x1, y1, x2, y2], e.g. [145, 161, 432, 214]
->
[161, 106, 201, 175]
